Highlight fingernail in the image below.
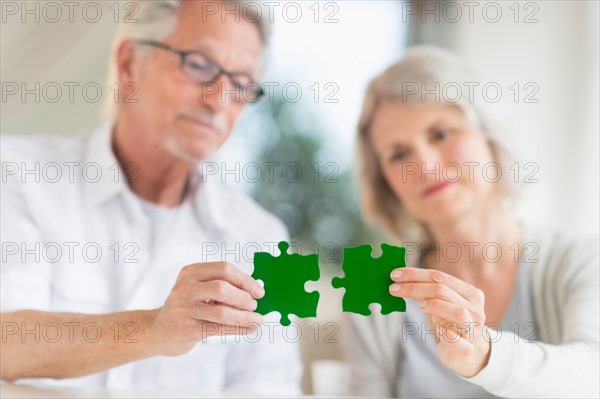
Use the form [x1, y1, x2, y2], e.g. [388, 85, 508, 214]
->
[390, 284, 401, 293]
[419, 300, 428, 309]
[391, 269, 404, 279]
[251, 299, 258, 310]
[254, 285, 265, 298]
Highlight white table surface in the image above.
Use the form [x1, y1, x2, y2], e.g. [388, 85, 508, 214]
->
[0, 383, 335, 398]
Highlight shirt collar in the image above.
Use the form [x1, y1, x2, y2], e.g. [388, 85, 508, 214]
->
[83, 123, 231, 234]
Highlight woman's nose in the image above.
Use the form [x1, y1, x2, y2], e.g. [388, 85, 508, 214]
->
[413, 147, 442, 183]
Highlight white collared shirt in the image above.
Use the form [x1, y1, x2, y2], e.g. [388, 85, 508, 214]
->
[0, 123, 302, 395]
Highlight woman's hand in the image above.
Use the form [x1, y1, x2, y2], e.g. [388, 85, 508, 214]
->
[389, 267, 491, 377]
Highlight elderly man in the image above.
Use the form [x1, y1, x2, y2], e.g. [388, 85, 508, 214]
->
[1, 0, 301, 394]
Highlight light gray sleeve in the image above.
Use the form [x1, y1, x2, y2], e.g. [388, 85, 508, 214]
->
[342, 312, 403, 397]
[456, 236, 600, 398]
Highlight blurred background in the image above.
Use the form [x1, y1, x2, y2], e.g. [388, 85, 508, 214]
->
[2, 0, 598, 395]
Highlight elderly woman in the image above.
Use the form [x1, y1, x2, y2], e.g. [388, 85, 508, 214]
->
[344, 46, 599, 398]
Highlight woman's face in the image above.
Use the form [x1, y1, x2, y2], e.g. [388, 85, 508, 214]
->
[369, 101, 498, 227]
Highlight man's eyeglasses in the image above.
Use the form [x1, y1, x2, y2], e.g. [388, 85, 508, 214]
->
[136, 40, 264, 103]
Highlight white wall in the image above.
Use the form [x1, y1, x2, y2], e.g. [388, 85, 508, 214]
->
[412, 0, 599, 236]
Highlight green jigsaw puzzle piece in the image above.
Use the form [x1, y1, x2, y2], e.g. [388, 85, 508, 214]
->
[332, 244, 407, 316]
[252, 241, 320, 326]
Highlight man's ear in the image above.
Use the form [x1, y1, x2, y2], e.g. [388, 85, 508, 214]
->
[115, 40, 137, 93]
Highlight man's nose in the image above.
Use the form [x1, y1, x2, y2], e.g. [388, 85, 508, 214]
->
[200, 74, 238, 111]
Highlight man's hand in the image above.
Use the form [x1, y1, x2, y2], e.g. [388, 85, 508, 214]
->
[151, 262, 265, 356]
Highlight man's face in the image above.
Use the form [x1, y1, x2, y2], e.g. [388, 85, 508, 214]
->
[122, 1, 262, 163]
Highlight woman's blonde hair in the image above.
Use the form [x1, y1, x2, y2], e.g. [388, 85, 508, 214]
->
[357, 45, 516, 246]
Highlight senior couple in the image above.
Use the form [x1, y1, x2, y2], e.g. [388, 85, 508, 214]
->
[1, 1, 598, 397]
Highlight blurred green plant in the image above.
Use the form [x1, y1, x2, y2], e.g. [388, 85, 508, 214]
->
[248, 97, 381, 269]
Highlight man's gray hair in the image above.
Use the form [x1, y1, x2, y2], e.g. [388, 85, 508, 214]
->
[103, 0, 272, 122]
